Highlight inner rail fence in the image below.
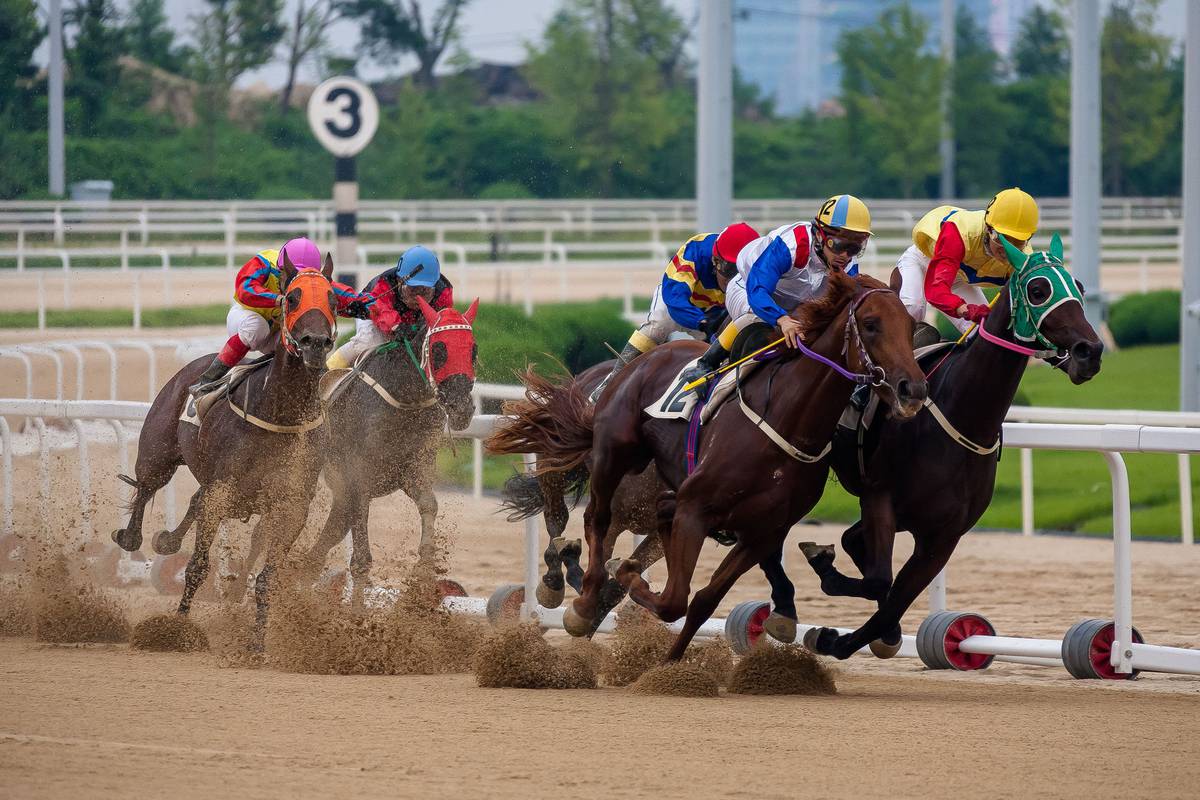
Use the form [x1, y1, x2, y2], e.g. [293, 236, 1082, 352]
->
[1, 399, 1198, 679]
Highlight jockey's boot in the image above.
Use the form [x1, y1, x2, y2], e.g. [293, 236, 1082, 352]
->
[913, 321, 942, 349]
[849, 382, 871, 412]
[188, 356, 232, 395]
[677, 339, 730, 394]
[588, 342, 644, 403]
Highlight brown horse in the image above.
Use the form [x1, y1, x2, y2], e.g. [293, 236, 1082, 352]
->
[802, 245, 1104, 659]
[111, 251, 338, 634]
[492, 272, 927, 660]
[302, 297, 480, 582]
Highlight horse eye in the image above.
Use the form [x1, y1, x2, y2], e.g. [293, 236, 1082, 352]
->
[432, 341, 448, 371]
[287, 288, 302, 309]
[861, 317, 880, 334]
[1073, 278, 1086, 297]
[1027, 276, 1053, 306]
[471, 344, 478, 362]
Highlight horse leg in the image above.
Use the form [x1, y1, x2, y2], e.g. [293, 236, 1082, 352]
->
[176, 502, 220, 616]
[150, 487, 202, 556]
[800, 521, 873, 598]
[759, 541, 798, 643]
[347, 495, 373, 587]
[253, 508, 310, 649]
[807, 531, 961, 660]
[537, 473, 581, 608]
[303, 480, 354, 574]
[111, 477, 168, 553]
[413, 486, 438, 564]
[665, 541, 763, 661]
[617, 495, 708, 625]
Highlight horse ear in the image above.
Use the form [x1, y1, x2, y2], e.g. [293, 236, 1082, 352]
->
[1050, 232, 1064, 262]
[999, 233, 1027, 271]
[279, 248, 296, 289]
[416, 295, 439, 327]
[464, 298, 479, 324]
[888, 267, 902, 294]
[321, 251, 334, 281]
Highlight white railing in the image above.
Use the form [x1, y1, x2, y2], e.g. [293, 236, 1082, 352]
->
[1, 398, 1198, 679]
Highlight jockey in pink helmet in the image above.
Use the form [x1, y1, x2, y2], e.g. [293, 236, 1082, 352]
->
[191, 237, 370, 390]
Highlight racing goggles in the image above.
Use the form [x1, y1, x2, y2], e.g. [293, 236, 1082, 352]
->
[824, 236, 865, 257]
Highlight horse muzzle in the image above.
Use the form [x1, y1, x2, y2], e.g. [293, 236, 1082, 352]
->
[437, 374, 476, 431]
[1065, 339, 1104, 385]
[296, 333, 334, 370]
[888, 376, 928, 420]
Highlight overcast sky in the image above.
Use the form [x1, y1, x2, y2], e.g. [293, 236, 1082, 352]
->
[37, 0, 1187, 89]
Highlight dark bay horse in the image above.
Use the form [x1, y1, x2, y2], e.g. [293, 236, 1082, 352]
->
[492, 272, 928, 660]
[802, 236, 1104, 660]
[302, 297, 479, 582]
[111, 251, 338, 632]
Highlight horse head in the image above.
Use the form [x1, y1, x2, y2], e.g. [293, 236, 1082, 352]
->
[416, 296, 479, 431]
[278, 249, 337, 370]
[999, 233, 1103, 384]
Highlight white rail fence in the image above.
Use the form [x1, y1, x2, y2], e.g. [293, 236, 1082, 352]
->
[1, 398, 1198, 679]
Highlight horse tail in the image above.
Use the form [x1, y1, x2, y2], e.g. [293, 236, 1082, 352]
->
[485, 367, 596, 475]
[498, 472, 544, 521]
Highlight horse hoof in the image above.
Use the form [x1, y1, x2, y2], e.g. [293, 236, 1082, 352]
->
[608, 557, 632, 579]
[763, 612, 797, 643]
[111, 528, 142, 552]
[869, 637, 902, 659]
[151, 529, 182, 556]
[798, 541, 835, 563]
[562, 602, 592, 637]
[535, 580, 564, 609]
[555, 537, 582, 561]
[802, 626, 838, 655]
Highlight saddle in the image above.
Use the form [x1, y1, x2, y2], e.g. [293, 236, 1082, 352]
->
[643, 358, 762, 424]
[180, 358, 271, 427]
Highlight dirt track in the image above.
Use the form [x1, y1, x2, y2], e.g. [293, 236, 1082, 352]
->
[2, 482, 1200, 799]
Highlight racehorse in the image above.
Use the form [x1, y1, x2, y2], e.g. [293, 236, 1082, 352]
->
[492, 271, 927, 660]
[302, 297, 479, 582]
[111, 250, 337, 635]
[801, 235, 1105, 660]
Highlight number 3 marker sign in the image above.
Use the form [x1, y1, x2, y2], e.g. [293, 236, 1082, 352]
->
[307, 77, 379, 157]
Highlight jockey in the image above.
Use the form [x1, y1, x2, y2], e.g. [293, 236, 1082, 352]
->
[898, 187, 1038, 340]
[326, 245, 453, 370]
[590, 222, 760, 401]
[191, 237, 369, 390]
[679, 195, 871, 388]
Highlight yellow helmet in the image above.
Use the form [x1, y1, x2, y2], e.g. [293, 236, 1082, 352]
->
[815, 194, 871, 235]
[985, 188, 1039, 240]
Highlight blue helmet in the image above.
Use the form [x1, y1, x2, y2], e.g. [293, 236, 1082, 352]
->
[398, 245, 440, 288]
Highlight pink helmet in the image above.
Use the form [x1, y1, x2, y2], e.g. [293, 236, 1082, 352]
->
[279, 237, 322, 270]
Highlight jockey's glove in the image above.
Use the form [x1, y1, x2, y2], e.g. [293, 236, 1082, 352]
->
[962, 304, 990, 324]
[346, 299, 371, 319]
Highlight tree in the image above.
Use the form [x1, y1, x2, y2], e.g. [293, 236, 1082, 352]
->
[0, 0, 43, 121]
[66, 0, 125, 136]
[279, 0, 340, 111]
[124, 0, 183, 73]
[838, 4, 943, 197]
[340, 0, 469, 89]
[1012, 5, 1069, 79]
[952, 6, 1014, 196]
[1100, 0, 1177, 195]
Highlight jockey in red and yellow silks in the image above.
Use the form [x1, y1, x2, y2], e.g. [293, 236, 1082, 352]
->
[191, 237, 369, 390]
[589, 223, 760, 401]
[897, 188, 1038, 338]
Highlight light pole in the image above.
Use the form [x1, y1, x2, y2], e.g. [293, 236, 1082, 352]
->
[49, 0, 65, 196]
[1182, 0, 1200, 411]
[697, 0, 732, 232]
[939, 0, 955, 199]
[1070, 0, 1102, 329]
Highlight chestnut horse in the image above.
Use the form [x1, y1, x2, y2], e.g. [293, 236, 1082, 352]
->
[802, 236, 1104, 659]
[303, 297, 480, 581]
[112, 251, 337, 635]
[491, 272, 928, 660]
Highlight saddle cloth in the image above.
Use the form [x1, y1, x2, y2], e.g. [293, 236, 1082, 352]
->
[643, 358, 759, 423]
[180, 359, 270, 428]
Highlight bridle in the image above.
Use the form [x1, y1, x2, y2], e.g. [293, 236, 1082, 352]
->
[788, 287, 892, 386]
[280, 270, 336, 357]
[418, 315, 475, 385]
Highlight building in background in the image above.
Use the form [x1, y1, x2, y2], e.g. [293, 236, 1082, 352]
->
[733, 0, 1030, 116]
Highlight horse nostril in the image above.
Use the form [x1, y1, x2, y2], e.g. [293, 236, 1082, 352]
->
[1072, 341, 1103, 362]
[896, 379, 910, 400]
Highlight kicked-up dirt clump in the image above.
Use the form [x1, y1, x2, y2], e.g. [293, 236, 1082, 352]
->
[201, 603, 262, 667]
[131, 614, 209, 652]
[32, 554, 130, 644]
[727, 643, 837, 696]
[266, 563, 484, 675]
[0, 580, 33, 636]
[473, 622, 597, 689]
[603, 604, 733, 687]
[630, 661, 719, 697]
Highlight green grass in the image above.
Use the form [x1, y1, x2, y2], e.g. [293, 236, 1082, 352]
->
[0, 303, 228, 328]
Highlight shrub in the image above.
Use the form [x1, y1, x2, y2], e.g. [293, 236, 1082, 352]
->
[1107, 290, 1180, 347]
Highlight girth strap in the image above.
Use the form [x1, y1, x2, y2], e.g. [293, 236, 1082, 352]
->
[227, 394, 325, 434]
[736, 380, 831, 464]
[358, 371, 439, 411]
[921, 397, 1000, 455]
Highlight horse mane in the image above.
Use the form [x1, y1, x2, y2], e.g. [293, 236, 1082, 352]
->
[789, 270, 881, 340]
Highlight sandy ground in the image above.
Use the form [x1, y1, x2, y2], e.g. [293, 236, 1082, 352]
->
[2, 464, 1200, 799]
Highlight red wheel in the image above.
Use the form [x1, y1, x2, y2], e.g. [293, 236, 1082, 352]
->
[1062, 619, 1144, 680]
[435, 578, 467, 600]
[486, 584, 525, 625]
[150, 552, 191, 596]
[917, 611, 995, 670]
[724, 601, 772, 655]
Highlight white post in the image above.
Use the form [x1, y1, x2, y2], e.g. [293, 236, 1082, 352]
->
[696, 0, 733, 232]
[132, 273, 142, 331]
[928, 567, 947, 614]
[36, 272, 45, 331]
[939, 0, 955, 199]
[1102, 451, 1134, 674]
[522, 452, 540, 621]
[119, 229, 129, 271]
[1182, 0, 1200, 411]
[1020, 448, 1034, 536]
[48, 0, 65, 196]
[472, 396, 483, 500]
[16, 229, 25, 271]
[1180, 453, 1194, 545]
[71, 420, 92, 540]
[0, 417, 11, 536]
[1071, 0, 1103, 328]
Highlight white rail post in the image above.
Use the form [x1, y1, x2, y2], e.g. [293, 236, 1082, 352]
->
[60, 250, 70, 310]
[0, 417, 11, 536]
[223, 212, 236, 270]
[16, 228, 25, 271]
[160, 250, 172, 306]
[472, 395, 484, 500]
[36, 272, 46, 331]
[132, 273, 142, 331]
[120, 229, 129, 271]
[34, 418, 50, 532]
[522, 452, 540, 621]
[1180, 453, 1194, 545]
[71, 419, 93, 540]
[1102, 451, 1135, 675]
[1021, 448, 1034, 536]
[928, 567, 947, 614]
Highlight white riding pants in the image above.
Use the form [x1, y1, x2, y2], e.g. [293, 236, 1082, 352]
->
[332, 317, 390, 366]
[896, 245, 987, 334]
[226, 304, 274, 351]
[632, 286, 705, 350]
